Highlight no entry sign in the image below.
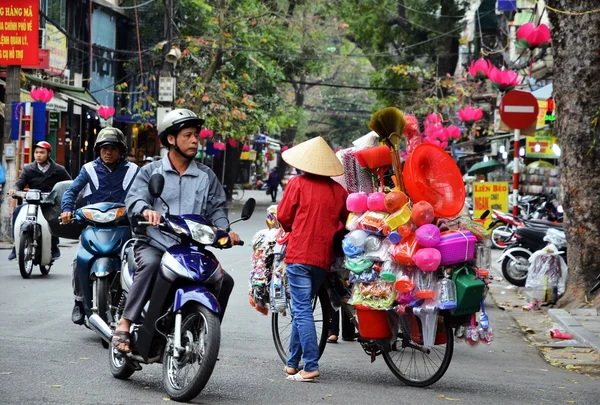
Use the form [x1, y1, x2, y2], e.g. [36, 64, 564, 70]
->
[500, 90, 539, 130]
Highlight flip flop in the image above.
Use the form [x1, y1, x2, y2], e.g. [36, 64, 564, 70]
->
[286, 372, 318, 382]
[111, 330, 131, 353]
[284, 366, 298, 375]
[327, 335, 338, 344]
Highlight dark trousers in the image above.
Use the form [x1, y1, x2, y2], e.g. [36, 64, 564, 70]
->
[329, 309, 355, 339]
[12, 204, 59, 251]
[123, 241, 234, 323]
[268, 186, 278, 202]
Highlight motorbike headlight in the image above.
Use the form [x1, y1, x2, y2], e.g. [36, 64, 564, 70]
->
[82, 207, 126, 223]
[184, 220, 216, 245]
[25, 190, 41, 202]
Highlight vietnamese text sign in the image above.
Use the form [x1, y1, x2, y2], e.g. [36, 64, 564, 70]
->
[473, 182, 509, 228]
[45, 23, 67, 75]
[0, 0, 39, 66]
[526, 131, 557, 158]
[158, 77, 175, 102]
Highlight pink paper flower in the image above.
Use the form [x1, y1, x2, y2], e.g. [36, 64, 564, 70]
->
[458, 106, 483, 123]
[213, 142, 226, 151]
[425, 113, 442, 125]
[445, 125, 461, 140]
[242, 144, 250, 152]
[488, 67, 520, 92]
[516, 23, 551, 50]
[98, 105, 115, 120]
[403, 114, 420, 138]
[228, 138, 238, 148]
[468, 58, 493, 81]
[30, 87, 54, 103]
[200, 129, 213, 139]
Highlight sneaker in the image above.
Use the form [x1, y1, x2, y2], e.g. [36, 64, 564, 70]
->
[8, 247, 16, 261]
[72, 301, 85, 325]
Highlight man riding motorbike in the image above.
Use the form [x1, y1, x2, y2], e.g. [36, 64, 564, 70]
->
[60, 127, 139, 325]
[8, 141, 71, 260]
[111, 109, 240, 353]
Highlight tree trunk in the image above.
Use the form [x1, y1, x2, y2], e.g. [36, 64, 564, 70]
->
[547, 0, 600, 308]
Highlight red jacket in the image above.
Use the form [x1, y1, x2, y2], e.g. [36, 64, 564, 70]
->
[277, 174, 349, 270]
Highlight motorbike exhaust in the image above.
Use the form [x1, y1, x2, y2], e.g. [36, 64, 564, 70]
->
[88, 314, 112, 343]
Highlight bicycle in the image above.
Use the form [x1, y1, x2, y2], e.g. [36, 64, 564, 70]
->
[271, 270, 454, 387]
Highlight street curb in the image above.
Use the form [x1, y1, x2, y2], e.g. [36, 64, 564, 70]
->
[548, 309, 600, 354]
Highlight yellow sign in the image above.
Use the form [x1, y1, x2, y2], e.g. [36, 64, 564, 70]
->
[473, 182, 509, 228]
[526, 131, 557, 158]
[536, 100, 548, 129]
[45, 23, 67, 76]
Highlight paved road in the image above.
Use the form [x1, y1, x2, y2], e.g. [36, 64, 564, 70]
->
[0, 211, 597, 405]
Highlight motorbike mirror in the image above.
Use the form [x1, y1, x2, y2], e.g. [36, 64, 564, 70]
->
[241, 198, 256, 221]
[148, 174, 165, 198]
[479, 210, 490, 220]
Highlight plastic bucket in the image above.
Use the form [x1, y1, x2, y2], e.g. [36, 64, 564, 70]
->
[355, 305, 391, 339]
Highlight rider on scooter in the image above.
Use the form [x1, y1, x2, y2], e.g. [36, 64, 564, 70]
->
[111, 109, 240, 353]
[8, 141, 71, 260]
[60, 127, 139, 325]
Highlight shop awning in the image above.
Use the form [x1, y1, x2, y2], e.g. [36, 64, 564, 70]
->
[24, 74, 100, 110]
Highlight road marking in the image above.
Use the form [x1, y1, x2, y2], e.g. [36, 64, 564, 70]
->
[504, 106, 535, 113]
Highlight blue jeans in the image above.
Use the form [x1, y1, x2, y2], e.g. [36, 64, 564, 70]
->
[286, 263, 327, 372]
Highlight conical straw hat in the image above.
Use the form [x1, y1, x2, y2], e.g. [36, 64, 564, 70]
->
[282, 136, 344, 177]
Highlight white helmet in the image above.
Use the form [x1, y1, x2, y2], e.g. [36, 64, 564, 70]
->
[157, 109, 205, 147]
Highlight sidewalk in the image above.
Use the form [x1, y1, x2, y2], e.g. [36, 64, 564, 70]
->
[488, 250, 600, 376]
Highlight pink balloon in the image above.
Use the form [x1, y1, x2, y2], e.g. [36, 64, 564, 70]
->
[367, 192, 386, 212]
[347, 192, 369, 213]
[415, 224, 441, 247]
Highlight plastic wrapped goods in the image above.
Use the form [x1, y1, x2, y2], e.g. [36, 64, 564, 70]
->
[526, 244, 568, 303]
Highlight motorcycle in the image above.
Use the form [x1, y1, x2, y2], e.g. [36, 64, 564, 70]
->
[70, 202, 131, 348]
[498, 225, 567, 287]
[12, 190, 54, 278]
[88, 174, 255, 402]
[489, 210, 524, 249]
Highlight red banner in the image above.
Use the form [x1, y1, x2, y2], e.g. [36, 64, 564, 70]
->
[0, 0, 39, 66]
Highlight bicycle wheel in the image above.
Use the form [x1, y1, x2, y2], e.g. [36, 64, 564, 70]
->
[232, 184, 244, 201]
[382, 315, 453, 387]
[271, 286, 331, 364]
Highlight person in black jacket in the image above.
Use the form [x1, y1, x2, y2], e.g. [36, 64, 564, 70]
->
[8, 141, 71, 260]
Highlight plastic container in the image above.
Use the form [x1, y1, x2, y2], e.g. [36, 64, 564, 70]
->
[388, 231, 402, 244]
[451, 266, 485, 316]
[346, 192, 369, 213]
[413, 303, 439, 348]
[435, 230, 477, 266]
[475, 240, 492, 269]
[367, 192, 387, 212]
[437, 277, 457, 310]
[355, 305, 391, 339]
[385, 204, 412, 230]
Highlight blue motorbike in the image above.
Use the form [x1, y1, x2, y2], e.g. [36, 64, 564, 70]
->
[72, 202, 131, 347]
[89, 174, 255, 402]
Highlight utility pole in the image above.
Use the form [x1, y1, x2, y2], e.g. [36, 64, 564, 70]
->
[157, 0, 176, 148]
[0, 65, 22, 241]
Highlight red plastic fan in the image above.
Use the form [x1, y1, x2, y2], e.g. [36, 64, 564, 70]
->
[402, 144, 465, 217]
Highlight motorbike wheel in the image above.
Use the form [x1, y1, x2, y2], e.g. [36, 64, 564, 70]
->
[491, 225, 513, 249]
[109, 342, 136, 380]
[501, 250, 531, 287]
[96, 278, 110, 349]
[271, 286, 331, 364]
[39, 265, 51, 275]
[383, 316, 454, 387]
[163, 303, 220, 402]
[18, 232, 34, 279]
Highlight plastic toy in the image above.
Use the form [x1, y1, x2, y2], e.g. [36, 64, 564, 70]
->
[415, 224, 441, 247]
[347, 192, 369, 213]
[411, 201, 435, 227]
[367, 192, 387, 212]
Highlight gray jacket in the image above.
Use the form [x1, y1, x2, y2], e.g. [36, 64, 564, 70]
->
[125, 155, 229, 250]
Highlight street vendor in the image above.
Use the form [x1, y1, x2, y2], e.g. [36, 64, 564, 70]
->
[277, 136, 348, 382]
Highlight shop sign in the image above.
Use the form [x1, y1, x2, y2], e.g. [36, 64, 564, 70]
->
[49, 112, 60, 130]
[0, 0, 39, 66]
[536, 100, 548, 129]
[526, 131, 557, 158]
[45, 23, 68, 75]
[473, 182, 509, 228]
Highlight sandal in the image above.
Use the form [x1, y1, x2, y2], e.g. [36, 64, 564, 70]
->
[284, 366, 298, 375]
[111, 330, 131, 353]
[286, 372, 319, 382]
[327, 335, 338, 344]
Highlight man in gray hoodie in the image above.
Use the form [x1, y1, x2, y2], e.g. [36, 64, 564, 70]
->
[111, 109, 240, 353]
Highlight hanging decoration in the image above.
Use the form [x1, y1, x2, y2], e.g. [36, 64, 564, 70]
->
[30, 87, 54, 103]
[515, 23, 551, 77]
[98, 105, 116, 120]
[200, 129, 214, 139]
[228, 138, 239, 148]
[467, 58, 492, 81]
[213, 141, 226, 151]
[458, 106, 483, 123]
[488, 67, 520, 92]
[242, 144, 250, 152]
[281, 145, 289, 152]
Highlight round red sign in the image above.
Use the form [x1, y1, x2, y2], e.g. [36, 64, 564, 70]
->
[500, 90, 539, 130]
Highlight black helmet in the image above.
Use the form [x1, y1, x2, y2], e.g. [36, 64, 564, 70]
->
[158, 109, 204, 148]
[95, 127, 127, 155]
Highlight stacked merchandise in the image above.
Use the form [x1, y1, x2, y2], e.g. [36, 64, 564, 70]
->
[520, 166, 560, 195]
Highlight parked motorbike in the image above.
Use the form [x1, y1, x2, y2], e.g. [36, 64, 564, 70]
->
[499, 225, 567, 287]
[489, 210, 524, 249]
[69, 202, 131, 348]
[88, 174, 256, 402]
[12, 190, 54, 278]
